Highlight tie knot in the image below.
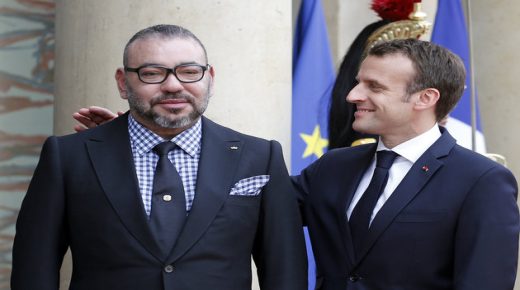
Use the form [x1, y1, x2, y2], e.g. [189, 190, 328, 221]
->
[376, 150, 398, 169]
[153, 141, 177, 156]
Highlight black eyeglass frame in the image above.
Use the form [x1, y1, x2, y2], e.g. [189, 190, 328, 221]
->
[124, 63, 210, 84]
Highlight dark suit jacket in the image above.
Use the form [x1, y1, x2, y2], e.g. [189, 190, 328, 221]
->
[295, 128, 519, 290]
[12, 114, 307, 290]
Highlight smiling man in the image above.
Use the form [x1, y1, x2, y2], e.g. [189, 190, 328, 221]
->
[11, 24, 307, 290]
[294, 39, 519, 290]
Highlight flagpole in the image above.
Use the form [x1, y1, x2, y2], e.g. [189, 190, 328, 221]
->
[464, 0, 477, 151]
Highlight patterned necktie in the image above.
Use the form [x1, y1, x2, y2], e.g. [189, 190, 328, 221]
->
[349, 150, 399, 252]
[150, 141, 187, 256]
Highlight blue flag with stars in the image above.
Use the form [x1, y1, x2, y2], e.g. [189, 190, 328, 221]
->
[431, 0, 486, 153]
[292, 0, 335, 174]
[292, 0, 335, 289]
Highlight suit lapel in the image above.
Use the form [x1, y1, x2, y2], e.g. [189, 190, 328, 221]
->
[168, 117, 243, 263]
[353, 130, 456, 265]
[86, 113, 164, 260]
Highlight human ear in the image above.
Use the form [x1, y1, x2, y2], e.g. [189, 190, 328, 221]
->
[115, 68, 128, 100]
[414, 88, 440, 110]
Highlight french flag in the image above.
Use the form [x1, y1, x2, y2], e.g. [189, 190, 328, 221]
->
[431, 0, 486, 153]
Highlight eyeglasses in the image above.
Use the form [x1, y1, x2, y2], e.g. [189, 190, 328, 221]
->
[124, 64, 210, 84]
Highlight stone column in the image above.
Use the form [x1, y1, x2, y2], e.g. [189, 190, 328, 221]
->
[471, 0, 520, 181]
[470, 1, 520, 289]
[54, 1, 292, 289]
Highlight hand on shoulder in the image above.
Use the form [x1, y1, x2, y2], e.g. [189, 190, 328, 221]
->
[72, 106, 123, 132]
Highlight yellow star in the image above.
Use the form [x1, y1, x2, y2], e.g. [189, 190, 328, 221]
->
[300, 125, 328, 158]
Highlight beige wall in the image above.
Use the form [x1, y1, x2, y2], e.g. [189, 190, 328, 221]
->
[470, 2, 520, 287]
[471, 0, 520, 181]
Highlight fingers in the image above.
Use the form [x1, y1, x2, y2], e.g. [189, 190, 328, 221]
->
[87, 107, 117, 125]
[88, 106, 119, 120]
[72, 111, 100, 129]
[73, 124, 88, 133]
[72, 106, 119, 132]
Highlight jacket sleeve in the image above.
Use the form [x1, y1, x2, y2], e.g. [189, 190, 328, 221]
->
[454, 164, 519, 290]
[252, 140, 308, 290]
[11, 136, 68, 290]
[291, 155, 324, 226]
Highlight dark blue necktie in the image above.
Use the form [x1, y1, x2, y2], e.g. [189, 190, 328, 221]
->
[350, 150, 398, 252]
[150, 141, 187, 256]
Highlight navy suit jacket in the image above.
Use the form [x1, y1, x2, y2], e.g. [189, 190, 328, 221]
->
[12, 114, 307, 290]
[295, 128, 519, 290]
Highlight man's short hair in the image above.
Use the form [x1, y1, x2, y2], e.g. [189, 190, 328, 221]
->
[123, 24, 208, 67]
[368, 39, 466, 122]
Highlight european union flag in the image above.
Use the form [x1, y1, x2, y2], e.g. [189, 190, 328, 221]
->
[292, 0, 335, 174]
[431, 0, 486, 152]
[292, 0, 335, 289]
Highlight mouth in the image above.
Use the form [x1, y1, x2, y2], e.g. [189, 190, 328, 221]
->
[154, 97, 191, 110]
[355, 108, 375, 113]
[353, 107, 374, 119]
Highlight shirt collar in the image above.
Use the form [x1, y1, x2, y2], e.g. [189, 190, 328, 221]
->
[377, 124, 442, 163]
[128, 114, 202, 158]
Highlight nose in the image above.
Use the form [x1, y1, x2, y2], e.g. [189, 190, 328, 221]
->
[346, 84, 364, 104]
[160, 72, 184, 92]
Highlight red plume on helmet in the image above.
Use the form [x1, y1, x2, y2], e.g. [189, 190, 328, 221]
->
[371, 0, 420, 22]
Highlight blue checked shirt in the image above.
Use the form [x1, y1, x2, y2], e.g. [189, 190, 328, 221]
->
[128, 115, 201, 216]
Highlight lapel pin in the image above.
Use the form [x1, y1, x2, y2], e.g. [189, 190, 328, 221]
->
[421, 165, 429, 172]
[230, 146, 239, 150]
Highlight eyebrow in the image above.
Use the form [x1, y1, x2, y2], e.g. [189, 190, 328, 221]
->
[133, 61, 203, 67]
[357, 76, 389, 91]
[368, 79, 388, 90]
[133, 62, 162, 67]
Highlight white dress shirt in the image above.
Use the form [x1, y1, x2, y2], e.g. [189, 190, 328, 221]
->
[347, 125, 442, 224]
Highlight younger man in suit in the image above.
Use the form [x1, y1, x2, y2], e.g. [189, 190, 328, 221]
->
[295, 39, 519, 289]
[11, 24, 307, 290]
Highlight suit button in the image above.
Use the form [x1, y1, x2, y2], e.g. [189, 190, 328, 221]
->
[349, 274, 360, 282]
[164, 265, 174, 273]
[163, 194, 172, 202]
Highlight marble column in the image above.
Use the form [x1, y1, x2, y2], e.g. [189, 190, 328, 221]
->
[471, 0, 520, 184]
[470, 1, 520, 288]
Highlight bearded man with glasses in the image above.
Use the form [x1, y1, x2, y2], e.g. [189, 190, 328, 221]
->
[11, 24, 307, 290]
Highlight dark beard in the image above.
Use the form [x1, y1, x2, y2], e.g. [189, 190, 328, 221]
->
[126, 82, 209, 129]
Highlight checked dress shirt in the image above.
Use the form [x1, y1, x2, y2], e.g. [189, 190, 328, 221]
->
[128, 115, 201, 216]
